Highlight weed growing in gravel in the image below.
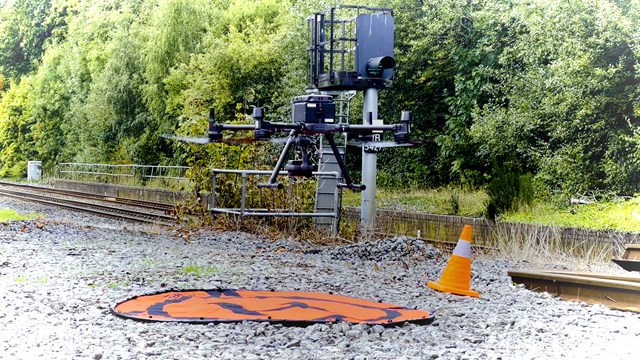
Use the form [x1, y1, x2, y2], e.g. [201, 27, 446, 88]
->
[184, 263, 218, 277]
[108, 281, 130, 289]
[142, 258, 161, 268]
[35, 276, 48, 283]
[0, 209, 39, 222]
[14, 275, 27, 283]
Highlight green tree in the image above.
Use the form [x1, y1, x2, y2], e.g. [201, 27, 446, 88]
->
[469, 0, 639, 194]
[0, 77, 37, 177]
[163, 0, 296, 190]
[0, 0, 59, 79]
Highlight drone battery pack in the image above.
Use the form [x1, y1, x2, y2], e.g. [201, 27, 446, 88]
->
[292, 95, 336, 124]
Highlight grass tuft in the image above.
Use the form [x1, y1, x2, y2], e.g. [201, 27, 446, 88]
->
[0, 209, 39, 222]
[184, 263, 218, 277]
[484, 222, 621, 270]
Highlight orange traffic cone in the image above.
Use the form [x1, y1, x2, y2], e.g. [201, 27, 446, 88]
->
[427, 225, 480, 297]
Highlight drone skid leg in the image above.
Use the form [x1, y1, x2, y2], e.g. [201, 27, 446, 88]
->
[325, 133, 365, 191]
[258, 130, 297, 189]
[257, 183, 284, 189]
[338, 183, 366, 191]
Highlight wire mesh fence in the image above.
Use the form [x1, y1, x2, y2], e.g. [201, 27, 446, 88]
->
[54, 163, 191, 189]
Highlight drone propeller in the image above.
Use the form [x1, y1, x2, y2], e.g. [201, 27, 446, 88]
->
[260, 136, 289, 144]
[346, 139, 425, 148]
[348, 140, 410, 148]
[162, 134, 212, 144]
[163, 134, 268, 145]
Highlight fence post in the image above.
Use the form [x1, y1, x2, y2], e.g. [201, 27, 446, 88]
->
[210, 171, 217, 211]
[241, 172, 247, 215]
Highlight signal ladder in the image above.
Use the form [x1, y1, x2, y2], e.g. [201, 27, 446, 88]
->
[314, 90, 357, 234]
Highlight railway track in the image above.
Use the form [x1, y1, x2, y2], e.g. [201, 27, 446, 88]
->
[0, 182, 177, 226]
[0, 181, 175, 213]
[508, 270, 640, 313]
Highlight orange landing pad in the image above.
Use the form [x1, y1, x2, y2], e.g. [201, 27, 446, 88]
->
[111, 289, 434, 326]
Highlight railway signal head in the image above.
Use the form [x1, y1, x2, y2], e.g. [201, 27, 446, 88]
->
[309, 6, 396, 91]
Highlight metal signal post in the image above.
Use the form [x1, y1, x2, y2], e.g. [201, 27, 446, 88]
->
[361, 88, 379, 236]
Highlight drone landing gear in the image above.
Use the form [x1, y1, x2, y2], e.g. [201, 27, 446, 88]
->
[326, 133, 365, 191]
[257, 131, 365, 191]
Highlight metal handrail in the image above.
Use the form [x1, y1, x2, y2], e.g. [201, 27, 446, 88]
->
[210, 169, 342, 234]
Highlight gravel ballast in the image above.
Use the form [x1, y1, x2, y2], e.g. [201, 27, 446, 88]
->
[0, 197, 638, 359]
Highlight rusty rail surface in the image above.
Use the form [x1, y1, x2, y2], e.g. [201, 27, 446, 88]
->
[0, 186, 176, 226]
[508, 270, 640, 313]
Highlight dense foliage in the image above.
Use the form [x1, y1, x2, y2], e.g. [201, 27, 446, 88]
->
[0, 0, 639, 197]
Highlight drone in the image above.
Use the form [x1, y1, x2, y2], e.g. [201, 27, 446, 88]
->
[169, 94, 416, 191]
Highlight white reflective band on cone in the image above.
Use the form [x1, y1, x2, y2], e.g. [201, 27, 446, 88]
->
[452, 240, 472, 258]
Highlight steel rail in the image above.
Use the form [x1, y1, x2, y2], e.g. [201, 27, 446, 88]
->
[508, 270, 640, 313]
[0, 181, 175, 213]
[612, 244, 640, 272]
[0, 188, 176, 226]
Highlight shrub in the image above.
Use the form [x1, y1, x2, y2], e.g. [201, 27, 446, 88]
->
[485, 166, 535, 220]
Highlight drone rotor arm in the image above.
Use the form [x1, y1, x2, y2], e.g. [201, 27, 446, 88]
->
[206, 107, 254, 142]
[339, 111, 412, 143]
[266, 122, 303, 132]
[215, 124, 256, 131]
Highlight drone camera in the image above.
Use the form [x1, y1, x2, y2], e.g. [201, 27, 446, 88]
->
[285, 160, 318, 177]
[292, 95, 336, 124]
